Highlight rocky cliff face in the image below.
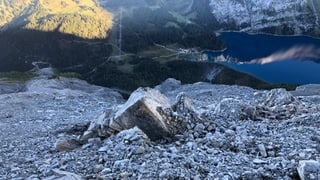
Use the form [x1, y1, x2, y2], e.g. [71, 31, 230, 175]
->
[1, 76, 319, 179]
[210, 0, 320, 35]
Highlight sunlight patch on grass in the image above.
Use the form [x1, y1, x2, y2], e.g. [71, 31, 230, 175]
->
[0, 71, 36, 83]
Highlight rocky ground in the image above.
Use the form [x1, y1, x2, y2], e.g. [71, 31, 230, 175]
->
[0, 75, 320, 179]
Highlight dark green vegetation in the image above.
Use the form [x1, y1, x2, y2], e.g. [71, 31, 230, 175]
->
[88, 59, 212, 91]
[49, 71, 83, 80]
[214, 68, 297, 91]
[0, 29, 113, 72]
[87, 58, 296, 91]
[120, 2, 225, 53]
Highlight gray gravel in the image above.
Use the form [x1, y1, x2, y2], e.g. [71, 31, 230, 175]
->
[1, 77, 320, 179]
[0, 76, 123, 179]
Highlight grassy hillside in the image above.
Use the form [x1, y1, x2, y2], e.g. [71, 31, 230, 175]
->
[0, 0, 113, 39]
[0, 71, 35, 83]
[0, 0, 31, 26]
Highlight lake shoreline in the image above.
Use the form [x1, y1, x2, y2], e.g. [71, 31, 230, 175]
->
[209, 32, 320, 84]
[215, 30, 320, 40]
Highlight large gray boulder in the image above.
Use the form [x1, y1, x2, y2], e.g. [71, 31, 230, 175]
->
[110, 87, 174, 140]
[83, 87, 186, 141]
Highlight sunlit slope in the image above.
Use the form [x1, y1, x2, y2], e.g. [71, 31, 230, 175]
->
[0, 0, 113, 39]
[0, 0, 32, 27]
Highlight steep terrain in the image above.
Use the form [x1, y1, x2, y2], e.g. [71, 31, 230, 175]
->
[210, 0, 320, 35]
[0, 0, 31, 27]
[0, 76, 319, 179]
[0, 0, 113, 39]
[101, 0, 320, 36]
[101, 0, 224, 53]
[0, 0, 114, 77]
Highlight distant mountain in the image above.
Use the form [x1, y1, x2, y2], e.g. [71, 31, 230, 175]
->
[0, 0, 113, 39]
[209, 0, 320, 36]
[100, 0, 320, 37]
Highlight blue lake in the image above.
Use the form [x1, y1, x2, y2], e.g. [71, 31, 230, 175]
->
[207, 32, 320, 84]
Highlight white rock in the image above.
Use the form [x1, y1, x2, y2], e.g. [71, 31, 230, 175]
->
[258, 144, 267, 157]
[253, 159, 267, 164]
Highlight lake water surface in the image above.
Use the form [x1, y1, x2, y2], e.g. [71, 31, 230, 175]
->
[208, 32, 320, 84]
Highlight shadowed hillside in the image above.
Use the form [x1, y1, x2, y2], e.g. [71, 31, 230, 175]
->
[0, 29, 113, 72]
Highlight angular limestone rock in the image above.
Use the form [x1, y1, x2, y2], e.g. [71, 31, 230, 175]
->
[111, 87, 176, 141]
[173, 92, 193, 113]
[81, 109, 117, 142]
[55, 139, 81, 152]
[83, 87, 186, 141]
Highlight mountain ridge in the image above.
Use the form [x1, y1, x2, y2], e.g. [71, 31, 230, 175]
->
[211, 0, 320, 35]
